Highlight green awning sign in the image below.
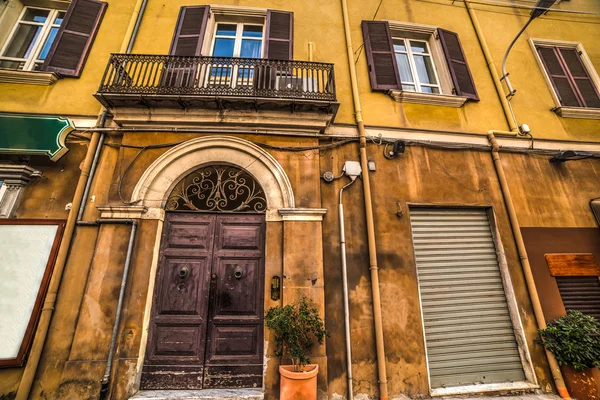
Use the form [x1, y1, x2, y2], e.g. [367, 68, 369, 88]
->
[0, 113, 73, 161]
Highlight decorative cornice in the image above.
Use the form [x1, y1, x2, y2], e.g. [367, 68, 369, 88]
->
[554, 106, 600, 120]
[0, 69, 59, 86]
[278, 208, 327, 221]
[96, 205, 148, 219]
[0, 165, 42, 186]
[389, 90, 468, 108]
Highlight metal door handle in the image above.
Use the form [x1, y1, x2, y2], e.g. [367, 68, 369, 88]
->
[211, 273, 218, 280]
[234, 266, 243, 280]
[179, 266, 189, 280]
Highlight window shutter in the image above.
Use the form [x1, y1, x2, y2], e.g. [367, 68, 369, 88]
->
[536, 46, 581, 107]
[556, 276, 600, 320]
[558, 48, 600, 108]
[42, 0, 107, 77]
[437, 28, 479, 101]
[265, 10, 293, 60]
[361, 21, 400, 91]
[169, 6, 210, 56]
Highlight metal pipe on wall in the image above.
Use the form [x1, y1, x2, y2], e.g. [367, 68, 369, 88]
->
[15, 1, 148, 398]
[487, 131, 571, 399]
[339, 178, 357, 400]
[339, 0, 389, 398]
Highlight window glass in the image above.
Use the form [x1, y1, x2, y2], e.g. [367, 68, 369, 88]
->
[243, 25, 263, 38]
[393, 37, 441, 94]
[240, 39, 261, 58]
[0, 7, 64, 71]
[211, 22, 264, 59]
[213, 38, 235, 57]
[216, 24, 237, 37]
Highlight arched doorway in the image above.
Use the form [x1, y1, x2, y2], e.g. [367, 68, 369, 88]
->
[140, 164, 268, 390]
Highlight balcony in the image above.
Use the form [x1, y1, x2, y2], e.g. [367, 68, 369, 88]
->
[94, 54, 339, 130]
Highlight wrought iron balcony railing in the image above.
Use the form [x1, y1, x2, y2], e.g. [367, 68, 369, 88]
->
[97, 54, 337, 102]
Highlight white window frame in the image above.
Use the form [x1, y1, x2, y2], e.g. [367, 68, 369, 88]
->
[385, 21, 468, 108]
[529, 38, 600, 120]
[0, 6, 63, 72]
[393, 37, 442, 94]
[209, 22, 265, 59]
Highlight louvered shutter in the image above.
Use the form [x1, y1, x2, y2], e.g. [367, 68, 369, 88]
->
[361, 21, 400, 91]
[558, 48, 600, 108]
[437, 29, 479, 101]
[265, 10, 293, 60]
[410, 208, 525, 388]
[556, 277, 600, 320]
[42, 0, 107, 77]
[170, 6, 210, 56]
[537, 46, 581, 107]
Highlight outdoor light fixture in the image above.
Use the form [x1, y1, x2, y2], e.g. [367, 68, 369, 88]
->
[550, 150, 593, 163]
[502, 0, 557, 97]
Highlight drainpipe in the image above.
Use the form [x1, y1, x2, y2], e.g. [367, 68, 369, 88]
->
[339, 0, 389, 398]
[487, 131, 571, 399]
[339, 177, 358, 400]
[464, 0, 518, 132]
[15, 1, 148, 399]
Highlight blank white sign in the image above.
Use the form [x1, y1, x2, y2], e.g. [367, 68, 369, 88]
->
[0, 224, 58, 359]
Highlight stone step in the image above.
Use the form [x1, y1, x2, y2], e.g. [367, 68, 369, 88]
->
[130, 389, 264, 400]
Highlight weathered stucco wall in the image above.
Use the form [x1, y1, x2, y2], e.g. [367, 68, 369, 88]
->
[320, 142, 556, 399]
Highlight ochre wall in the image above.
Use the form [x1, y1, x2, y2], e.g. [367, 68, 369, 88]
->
[320, 143, 557, 398]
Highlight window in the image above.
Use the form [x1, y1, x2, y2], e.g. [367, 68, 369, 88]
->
[393, 37, 440, 94]
[531, 39, 600, 119]
[361, 21, 479, 107]
[0, 7, 65, 71]
[211, 23, 264, 58]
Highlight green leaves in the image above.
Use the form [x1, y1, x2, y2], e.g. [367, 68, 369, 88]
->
[537, 310, 600, 371]
[265, 298, 329, 370]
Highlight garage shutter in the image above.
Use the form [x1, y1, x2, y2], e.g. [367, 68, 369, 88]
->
[410, 208, 525, 389]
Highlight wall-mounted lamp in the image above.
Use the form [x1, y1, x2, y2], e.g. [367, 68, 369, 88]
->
[270, 276, 281, 301]
[550, 150, 593, 163]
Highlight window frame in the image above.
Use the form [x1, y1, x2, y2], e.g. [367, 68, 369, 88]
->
[0, 6, 64, 72]
[209, 22, 265, 59]
[392, 36, 442, 94]
[530, 38, 600, 119]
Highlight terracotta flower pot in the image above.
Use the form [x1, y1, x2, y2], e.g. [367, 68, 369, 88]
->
[279, 364, 319, 400]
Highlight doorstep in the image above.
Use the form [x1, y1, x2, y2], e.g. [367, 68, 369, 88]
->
[435, 395, 561, 400]
[130, 389, 264, 400]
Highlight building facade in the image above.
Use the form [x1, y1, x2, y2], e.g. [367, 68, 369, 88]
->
[0, 0, 599, 399]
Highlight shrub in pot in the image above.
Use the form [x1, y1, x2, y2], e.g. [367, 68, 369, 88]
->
[265, 298, 328, 400]
[537, 310, 600, 371]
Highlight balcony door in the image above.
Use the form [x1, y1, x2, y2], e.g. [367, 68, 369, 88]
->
[207, 23, 264, 88]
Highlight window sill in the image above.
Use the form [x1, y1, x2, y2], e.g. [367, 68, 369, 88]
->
[0, 69, 60, 86]
[389, 90, 468, 108]
[553, 106, 600, 120]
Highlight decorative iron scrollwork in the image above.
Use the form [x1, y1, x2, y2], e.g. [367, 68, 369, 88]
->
[166, 165, 267, 212]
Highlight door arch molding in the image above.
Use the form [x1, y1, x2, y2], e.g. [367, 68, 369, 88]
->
[131, 135, 295, 220]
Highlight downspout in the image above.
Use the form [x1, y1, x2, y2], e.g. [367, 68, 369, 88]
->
[488, 131, 571, 399]
[465, 3, 570, 398]
[339, 178, 357, 400]
[15, 1, 148, 399]
[464, 0, 518, 132]
[339, 0, 389, 399]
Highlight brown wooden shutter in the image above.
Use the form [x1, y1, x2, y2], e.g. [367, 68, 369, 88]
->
[169, 6, 210, 56]
[361, 21, 400, 91]
[265, 10, 293, 60]
[437, 28, 479, 101]
[536, 45, 581, 107]
[558, 48, 600, 108]
[42, 0, 107, 77]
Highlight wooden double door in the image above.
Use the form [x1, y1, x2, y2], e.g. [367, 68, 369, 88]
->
[141, 212, 266, 389]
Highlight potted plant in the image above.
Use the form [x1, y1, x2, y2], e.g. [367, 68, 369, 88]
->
[537, 310, 600, 400]
[265, 298, 328, 400]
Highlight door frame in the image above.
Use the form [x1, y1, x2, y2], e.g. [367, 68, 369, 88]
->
[406, 203, 538, 397]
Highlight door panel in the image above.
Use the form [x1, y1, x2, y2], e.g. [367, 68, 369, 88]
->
[141, 213, 216, 389]
[141, 212, 265, 390]
[204, 214, 265, 388]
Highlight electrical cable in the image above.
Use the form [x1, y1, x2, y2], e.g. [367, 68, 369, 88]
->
[440, 0, 600, 16]
[354, 0, 385, 64]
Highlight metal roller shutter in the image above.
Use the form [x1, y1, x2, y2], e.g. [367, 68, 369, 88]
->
[410, 208, 526, 389]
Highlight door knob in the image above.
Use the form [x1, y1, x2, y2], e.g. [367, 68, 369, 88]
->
[179, 266, 189, 280]
[234, 266, 243, 280]
[211, 273, 218, 280]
